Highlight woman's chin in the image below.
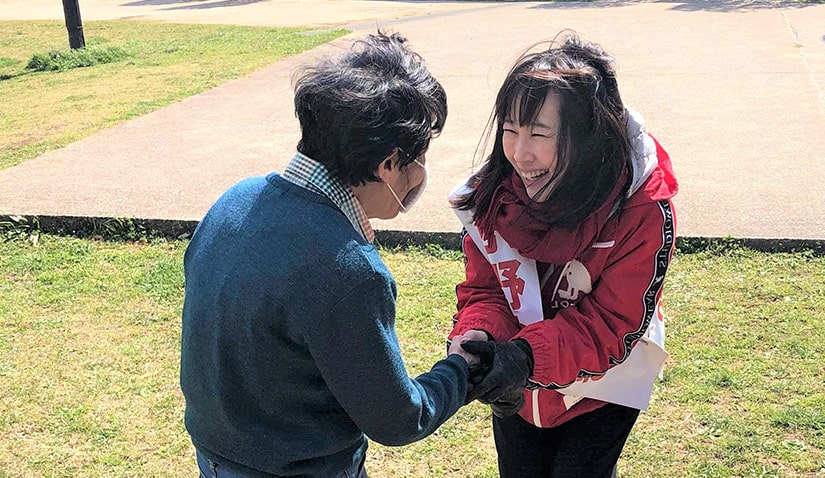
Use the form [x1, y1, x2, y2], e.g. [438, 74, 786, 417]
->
[524, 177, 553, 201]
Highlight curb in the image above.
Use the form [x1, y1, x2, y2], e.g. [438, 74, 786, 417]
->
[2, 214, 824, 255]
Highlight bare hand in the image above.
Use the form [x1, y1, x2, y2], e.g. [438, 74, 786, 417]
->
[448, 334, 480, 366]
[462, 329, 490, 342]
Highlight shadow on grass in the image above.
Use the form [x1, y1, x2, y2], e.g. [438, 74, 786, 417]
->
[527, 0, 824, 12]
[0, 70, 34, 82]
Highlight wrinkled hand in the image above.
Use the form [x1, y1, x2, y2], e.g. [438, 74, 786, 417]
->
[462, 329, 490, 343]
[447, 334, 480, 367]
[455, 330, 492, 403]
[461, 340, 534, 405]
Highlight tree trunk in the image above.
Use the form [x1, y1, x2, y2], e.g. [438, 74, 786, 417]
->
[62, 0, 85, 50]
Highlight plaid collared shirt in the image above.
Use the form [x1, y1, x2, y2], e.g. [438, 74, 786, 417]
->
[282, 152, 375, 243]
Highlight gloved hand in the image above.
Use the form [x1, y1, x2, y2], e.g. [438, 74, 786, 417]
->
[489, 387, 525, 418]
[461, 339, 534, 405]
[464, 354, 491, 405]
[466, 347, 525, 416]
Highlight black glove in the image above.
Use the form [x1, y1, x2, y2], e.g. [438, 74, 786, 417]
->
[461, 339, 534, 405]
[464, 355, 492, 405]
[489, 387, 525, 418]
[467, 347, 525, 417]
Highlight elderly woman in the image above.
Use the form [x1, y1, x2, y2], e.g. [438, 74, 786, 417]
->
[180, 32, 478, 478]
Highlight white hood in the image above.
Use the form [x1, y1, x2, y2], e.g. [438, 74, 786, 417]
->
[625, 107, 659, 198]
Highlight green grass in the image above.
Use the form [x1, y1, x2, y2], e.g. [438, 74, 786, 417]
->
[0, 20, 347, 170]
[0, 235, 823, 477]
[26, 45, 131, 72]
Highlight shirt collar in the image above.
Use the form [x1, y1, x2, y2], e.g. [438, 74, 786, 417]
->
[282, 152, 374, 243]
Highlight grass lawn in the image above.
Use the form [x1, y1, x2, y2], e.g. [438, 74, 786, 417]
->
[0, 21, 346, 170]
[0, 235, 823, 477]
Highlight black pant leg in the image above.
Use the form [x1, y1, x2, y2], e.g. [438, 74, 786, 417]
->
[492, 404, 638, 478]
[492, 413, 557, 478]
[548, 403, 639, 478]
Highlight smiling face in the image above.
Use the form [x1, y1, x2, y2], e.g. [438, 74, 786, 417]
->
[501, 93, 560, 201]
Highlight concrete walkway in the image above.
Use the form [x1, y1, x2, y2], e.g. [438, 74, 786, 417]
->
[0, 0, 484, 29]
[1, 0, 824, 241]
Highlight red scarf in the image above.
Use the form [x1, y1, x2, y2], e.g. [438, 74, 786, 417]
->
[475, 170, 627, 265]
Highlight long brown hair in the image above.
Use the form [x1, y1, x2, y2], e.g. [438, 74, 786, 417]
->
[453, 33, 632, 228]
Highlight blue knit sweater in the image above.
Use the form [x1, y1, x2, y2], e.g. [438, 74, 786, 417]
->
[180, 173, 469, 477]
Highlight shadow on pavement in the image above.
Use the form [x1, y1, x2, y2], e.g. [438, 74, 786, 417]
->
[162, 0, 269, 8]
[358, 0, 493, 2]
[528, 0, 822, 12]
[122, 0, 208, 6]
[122, 0, 268, 7]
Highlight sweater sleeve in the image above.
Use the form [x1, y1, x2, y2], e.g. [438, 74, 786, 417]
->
[302, 271, 469, 447]
[515, 200, 676, 389]
[450, 232, 522, 342]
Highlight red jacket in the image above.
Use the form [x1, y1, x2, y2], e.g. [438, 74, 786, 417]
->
[450, 135, 678, 428]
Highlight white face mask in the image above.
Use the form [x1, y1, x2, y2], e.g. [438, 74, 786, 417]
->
[386, 159, 428, 213]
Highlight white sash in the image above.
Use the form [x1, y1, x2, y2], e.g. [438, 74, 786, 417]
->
[450, 180, 667, 411]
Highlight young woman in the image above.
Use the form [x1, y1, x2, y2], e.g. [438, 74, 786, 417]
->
[450, 33, 678, 477]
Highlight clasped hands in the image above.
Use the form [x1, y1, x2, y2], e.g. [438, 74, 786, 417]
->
[449, 330, 534, 418]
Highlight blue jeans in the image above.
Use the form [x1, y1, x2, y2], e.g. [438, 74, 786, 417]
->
[196, 450, 368, 478]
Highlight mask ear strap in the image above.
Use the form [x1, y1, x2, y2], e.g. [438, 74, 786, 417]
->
[386, 183, 406, 212]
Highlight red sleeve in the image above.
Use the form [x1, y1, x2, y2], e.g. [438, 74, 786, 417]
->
[450, 232, 521, 342]
[515, 199, 676, 388]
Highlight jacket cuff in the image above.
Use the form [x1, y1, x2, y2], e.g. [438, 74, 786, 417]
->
[511, 338, 534, 375]
[451, 317, 517, 342]
[513, 329, 553, 384]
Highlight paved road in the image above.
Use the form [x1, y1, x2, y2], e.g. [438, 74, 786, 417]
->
[1, 0, 824, 241]
[0, 0, 483, 28]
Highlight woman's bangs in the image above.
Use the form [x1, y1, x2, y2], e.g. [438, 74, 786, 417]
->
[497, 74, 552, 127]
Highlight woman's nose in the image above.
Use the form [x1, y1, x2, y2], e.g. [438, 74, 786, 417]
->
[511, 135, 535, 165]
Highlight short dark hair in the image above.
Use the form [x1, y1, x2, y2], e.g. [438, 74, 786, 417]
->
[293, 32, 447, 186]
[455, 32, 632, 228]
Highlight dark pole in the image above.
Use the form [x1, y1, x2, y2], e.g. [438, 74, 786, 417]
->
[62, 0, 85, 50]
